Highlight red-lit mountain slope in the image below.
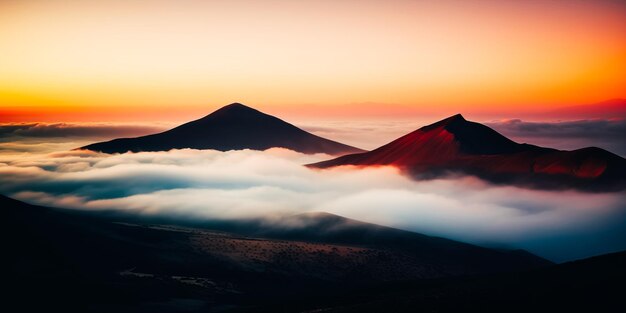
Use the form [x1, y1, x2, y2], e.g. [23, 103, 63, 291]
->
[309, 114, 626, 190]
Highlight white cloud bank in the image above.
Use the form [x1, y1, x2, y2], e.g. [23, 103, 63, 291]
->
[1, 147, 624, 262]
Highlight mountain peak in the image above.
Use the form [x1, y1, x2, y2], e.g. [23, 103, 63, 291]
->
[449, 113, 465, 121]
[200, 102, 269, 122]
[209, 102, 260, 116]
[435, 114, 524, 155]
[223, 102, 250, 109]
[310, 114, 529, 168]
[417, 113, 467, 133]
[440, 113, 467, 127]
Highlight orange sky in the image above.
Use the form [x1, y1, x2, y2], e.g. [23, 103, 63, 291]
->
[1, 0, 625, 123]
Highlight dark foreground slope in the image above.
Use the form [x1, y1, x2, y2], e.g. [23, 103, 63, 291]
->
[3, 195, 548, 312]
[291, 250, 626, 313]
[197, 212, 551, 275]
[310, 114, 626, 190]
[81, 103, 363, 155]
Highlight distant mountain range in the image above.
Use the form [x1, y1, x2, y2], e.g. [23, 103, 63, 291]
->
[81, 103, 364, 155]
[81, 103, 626, 190]
[309, 114, 626, 190]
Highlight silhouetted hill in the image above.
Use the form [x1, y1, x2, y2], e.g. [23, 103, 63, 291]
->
[208, 212, 551, 272]
[309, 114, 626, 190]
[81, 103, 364, 155]
[3, 195, 550, 312]
[288, 250, 626, 313]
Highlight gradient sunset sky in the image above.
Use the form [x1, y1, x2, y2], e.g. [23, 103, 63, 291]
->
[1, 0, 625, 122]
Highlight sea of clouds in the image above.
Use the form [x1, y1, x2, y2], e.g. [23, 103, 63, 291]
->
[1, 142, 624, 262]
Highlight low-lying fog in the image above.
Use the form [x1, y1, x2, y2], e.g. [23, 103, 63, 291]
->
[1, 140, 624, 263]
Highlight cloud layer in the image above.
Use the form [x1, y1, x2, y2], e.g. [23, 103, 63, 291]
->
[0, 122, 165, 140]
[1, 146, 624, 262]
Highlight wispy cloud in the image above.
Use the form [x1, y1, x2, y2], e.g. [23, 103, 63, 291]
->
[300, 119, 431, 150]
[0, 122, 168, 155]
[0, 122, 165, 139]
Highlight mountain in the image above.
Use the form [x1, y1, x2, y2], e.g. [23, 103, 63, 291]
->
[81, 103, 364, 155]
[3, 194, 549, 312]
[309, 114, 626, 190]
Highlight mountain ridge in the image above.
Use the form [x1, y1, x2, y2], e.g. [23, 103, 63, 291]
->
[309, 114, 626, 190]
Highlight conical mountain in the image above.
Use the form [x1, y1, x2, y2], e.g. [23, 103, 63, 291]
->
[81, 103, 364, 155]
[309, 114, 626, 191]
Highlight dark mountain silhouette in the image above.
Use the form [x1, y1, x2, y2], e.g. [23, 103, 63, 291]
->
[81, 103, 364, 155]
[4, 194, 549, 312]
[309, 114, 626, 190]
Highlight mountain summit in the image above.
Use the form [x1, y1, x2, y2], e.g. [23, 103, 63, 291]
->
[309, 114, 626, 190]
[81, 103, 364, 155]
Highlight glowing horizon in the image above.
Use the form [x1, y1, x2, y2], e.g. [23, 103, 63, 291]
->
[1, 0, 625, 122]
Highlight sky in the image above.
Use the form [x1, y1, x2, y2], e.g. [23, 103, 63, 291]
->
[1, 0, 625, 122]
